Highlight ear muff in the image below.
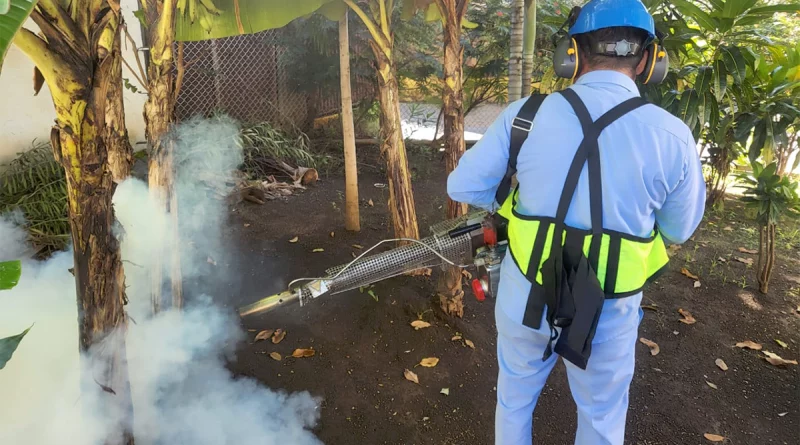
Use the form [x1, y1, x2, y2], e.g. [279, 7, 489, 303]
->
[640, 43, 669, 84]
[553, 37, 580, 82]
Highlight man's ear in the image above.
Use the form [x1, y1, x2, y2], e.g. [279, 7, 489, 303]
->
[635, 49, 649, 76]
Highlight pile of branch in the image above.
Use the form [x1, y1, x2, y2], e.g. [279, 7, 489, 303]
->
[233, 162, 318, 205]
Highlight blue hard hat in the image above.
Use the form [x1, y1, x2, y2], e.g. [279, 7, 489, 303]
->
[568, 0, 656, 41]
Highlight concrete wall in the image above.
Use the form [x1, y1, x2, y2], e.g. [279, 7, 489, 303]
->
[0, 4, 148, 164]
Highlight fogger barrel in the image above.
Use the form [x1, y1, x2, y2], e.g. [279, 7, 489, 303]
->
[238, 210, 506, 317]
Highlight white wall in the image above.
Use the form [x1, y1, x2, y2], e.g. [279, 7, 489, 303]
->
[0, 3, 148, 164]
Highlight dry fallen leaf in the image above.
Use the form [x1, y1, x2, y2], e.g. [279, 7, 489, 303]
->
[291, 348, 315, 358]
[778, 412, 788, 417]
[738, 247, 757, 254]
[723, 226, 734, 231]
[706, 381, 718, 390]
[451, 335, 463, 341]
[715, 358, 728, 371]
[289, 236, 299, 243]
[440, 388, 450, 396]
[775, 339, 788, 348]
[735, 341, 762, 351]
[680, 268, 700, 280]
[272, 329, 286, 344]
[352, 244, 363, 249]
[419, 357, 440, 368]
[678, 308, 697, 324]
[704, 433, 725, 442]
[461, 269, 473, 280]
[464, 339, 475, 349]
[269, 352, 282, 361]
[639, 338, 660, 356]
[641, 304, 659, 311]
[330, 231, 335, 238]
[735, 257, 754, 265]
[368, 199, 374, 207]
[404, 369, 419, 384]
[244, 223, 251, 227]
[763, 351, 798, 366]
[717, 257, 728, 263]
[410, 320, 431, 330]
[312, 248, 325, 253]
[694, 281, 702, 288]
[254, 329, 274, 342]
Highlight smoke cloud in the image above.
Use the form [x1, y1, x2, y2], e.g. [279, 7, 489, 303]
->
[0, 116, 322, 444]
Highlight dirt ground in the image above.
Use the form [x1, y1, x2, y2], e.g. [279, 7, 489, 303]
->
[212, 146, 799, 445]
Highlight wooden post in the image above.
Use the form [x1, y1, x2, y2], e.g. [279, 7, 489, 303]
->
[340, 11, 360, 232]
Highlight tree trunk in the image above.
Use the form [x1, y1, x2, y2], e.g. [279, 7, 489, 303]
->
[521, 0, 537, 97]
[48, 44, 135, 445]
[757, 223, 775, 294]
[106, 28, 133, 181]
[436, 0, 469, 317]
[371, 44, 420, 242]
[143, 2, 183, 312]
[340, 12, 360, 232]
[508, 0, 525, 102]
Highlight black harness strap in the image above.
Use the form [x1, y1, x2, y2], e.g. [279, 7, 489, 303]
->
[495, 94, 548, 207]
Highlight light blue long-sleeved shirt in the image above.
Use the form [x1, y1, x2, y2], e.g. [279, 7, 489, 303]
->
[448, 70, 706, 333]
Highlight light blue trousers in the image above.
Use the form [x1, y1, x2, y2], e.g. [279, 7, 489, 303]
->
[494, 297, 643, 445]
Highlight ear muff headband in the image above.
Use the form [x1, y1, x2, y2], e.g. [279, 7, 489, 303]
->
[569, 38, 579, 82]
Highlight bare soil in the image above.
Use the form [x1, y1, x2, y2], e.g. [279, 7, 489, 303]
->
[212, 147, 799, 444]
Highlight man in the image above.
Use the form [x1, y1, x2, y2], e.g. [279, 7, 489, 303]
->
[447, 1, 706, 444]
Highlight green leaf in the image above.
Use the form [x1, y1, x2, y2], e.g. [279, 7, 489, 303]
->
[734, 112, 758, 142]
[133, 9, 147, 28]
[713, 59, 727, 102]
[676, 89, 699, 127]
[671, 0, 718, 31]
[749, 119, 766, 163]
[317, 0, 347, 21]
[695, 66, 713, 95]
[719, 46, 747, 85]
[722, 0, 757, 18]
[176, 0, 340, 41]
[0, 260, 21, 290]
[746, 4, 800, 16]
[0, 0, 10, 14]
[462, 18, 479, 29]
[0, 325, 32, 370]
[0, 0, 38, 75]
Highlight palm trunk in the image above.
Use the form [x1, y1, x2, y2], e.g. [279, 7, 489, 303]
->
[508, 0, 525, 102]
[437, 0, 469, 317]
[371, 43, 420, 241]
[340, 12, 360, 232]
[143, 1, 183, 311]
[521, 0, 537, 97]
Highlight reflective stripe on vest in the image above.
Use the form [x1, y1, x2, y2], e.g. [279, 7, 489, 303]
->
[496, 89, 669, 298]
[497, 188, 669, 296]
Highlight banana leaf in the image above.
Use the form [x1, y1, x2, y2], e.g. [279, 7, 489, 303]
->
[0, 0, 38, 74]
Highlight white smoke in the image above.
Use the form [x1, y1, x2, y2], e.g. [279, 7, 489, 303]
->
[0, 116, 322, 444]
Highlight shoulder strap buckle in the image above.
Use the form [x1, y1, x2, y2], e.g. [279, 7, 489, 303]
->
[512, 116, 534, 132]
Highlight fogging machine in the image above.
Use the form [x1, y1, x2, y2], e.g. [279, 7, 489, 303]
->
[238, 211, 507, 317]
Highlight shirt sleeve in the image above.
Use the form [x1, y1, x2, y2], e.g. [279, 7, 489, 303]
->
[655, 131, 707, 245]
[446, 103, 519, 211]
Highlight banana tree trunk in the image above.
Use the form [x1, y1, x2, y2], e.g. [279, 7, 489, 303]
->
[437, 0, 469, 317]
[106, 29, 133, 181]
[36, 37, 135, 445]
[371, 44, 420, 242]
[521, 0, 536, 97]
[508, 0, 525, 102]
[340, 11, 360, 232]
[143, 2, 183, 312]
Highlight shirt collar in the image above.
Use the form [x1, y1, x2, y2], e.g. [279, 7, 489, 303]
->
[575, 70, 639, 94]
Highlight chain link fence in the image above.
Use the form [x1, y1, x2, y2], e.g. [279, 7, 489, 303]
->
[175, 28, 375, 132]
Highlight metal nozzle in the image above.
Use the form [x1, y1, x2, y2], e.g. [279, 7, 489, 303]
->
[238, 289, 300, 317]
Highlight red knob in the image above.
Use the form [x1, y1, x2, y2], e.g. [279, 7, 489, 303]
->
[471, 278, 486, 302]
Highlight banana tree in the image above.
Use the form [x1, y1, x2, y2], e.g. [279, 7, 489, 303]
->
[1, 0, 135, 441]
[643, 0, 800, 208]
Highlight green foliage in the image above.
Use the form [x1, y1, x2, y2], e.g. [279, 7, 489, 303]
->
[0, 259, 21, 290]
[175, 0, 339, 41]
[0, 0, 37, 74]
[239, 122, 316, 178]
[0, 142, 70, 253]
[0, 325, 31, 370]
[738, 161, 800, 227]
